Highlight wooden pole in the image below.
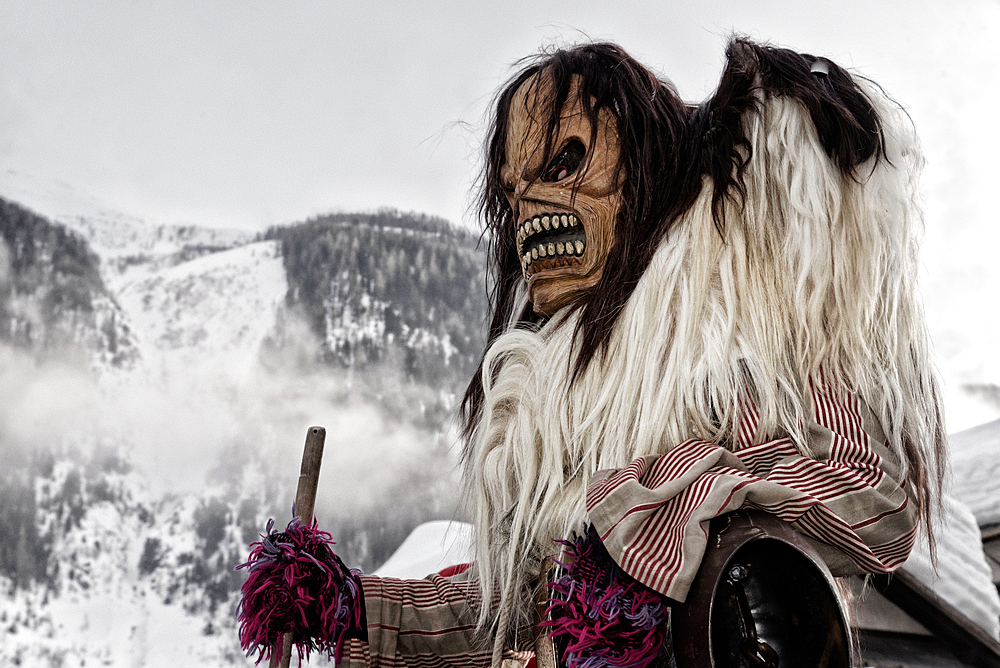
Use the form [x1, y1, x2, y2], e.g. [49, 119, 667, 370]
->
[270, 426, 327, 668]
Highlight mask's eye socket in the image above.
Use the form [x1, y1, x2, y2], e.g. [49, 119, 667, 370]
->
[540, 139, 586, 183]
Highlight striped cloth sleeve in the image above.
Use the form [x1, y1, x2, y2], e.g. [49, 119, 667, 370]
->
[586, 384, 918, 603]
[339, 569, 494, 668]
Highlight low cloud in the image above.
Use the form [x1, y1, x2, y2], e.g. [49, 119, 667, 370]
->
[0, 309, 463, 531]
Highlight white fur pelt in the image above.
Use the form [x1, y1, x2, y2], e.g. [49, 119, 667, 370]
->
[463, 78, 943, 659]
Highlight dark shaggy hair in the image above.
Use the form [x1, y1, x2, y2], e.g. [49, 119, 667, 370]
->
[695, 39, 886, 230]
[460, 43, 700, 438]
[460, 38, 892, 445]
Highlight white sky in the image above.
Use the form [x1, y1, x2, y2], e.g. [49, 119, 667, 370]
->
[0, 0, 994, 231]
[2, 0, 999, 427]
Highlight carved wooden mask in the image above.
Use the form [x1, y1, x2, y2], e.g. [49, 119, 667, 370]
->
[501, 74, 623, 316]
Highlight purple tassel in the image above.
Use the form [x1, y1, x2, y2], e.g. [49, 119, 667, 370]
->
[236, 517, 363, 665]
[544, 531, 669, 668]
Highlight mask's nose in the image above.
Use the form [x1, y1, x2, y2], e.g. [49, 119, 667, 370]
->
[503, 170, 536, 216]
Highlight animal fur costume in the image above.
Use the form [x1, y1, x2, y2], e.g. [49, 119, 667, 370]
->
[237, 39, 947, 668]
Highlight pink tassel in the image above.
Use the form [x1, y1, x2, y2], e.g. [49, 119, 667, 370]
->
[544, 532, 670, 668]
[236, 517, 363, 665]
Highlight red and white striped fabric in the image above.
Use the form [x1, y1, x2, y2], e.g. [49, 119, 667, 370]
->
[339, 385, 917, 667]
[587, 384, 917, 602]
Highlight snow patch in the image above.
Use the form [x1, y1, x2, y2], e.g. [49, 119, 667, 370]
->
[374, 521, 474, 580]
[901, 495, 1000, 640]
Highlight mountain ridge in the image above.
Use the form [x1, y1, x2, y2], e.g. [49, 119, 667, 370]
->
[0, 185, 485, 666]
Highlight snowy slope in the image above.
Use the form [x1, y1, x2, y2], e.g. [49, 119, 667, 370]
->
[0, 453, 274, 667]
[115, 239, 286, 376]
[374, 520, 474, 580]
[949, 418, 1000, 528]
[901, 494, 1000, 640]
[0, 192, 284, 664]
[0, 177, 469, 667]
[0, 169, 253, 294]
[0, 169, 250, 257]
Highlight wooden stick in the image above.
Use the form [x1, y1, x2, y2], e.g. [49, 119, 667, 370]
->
[270, 426, 327, 668]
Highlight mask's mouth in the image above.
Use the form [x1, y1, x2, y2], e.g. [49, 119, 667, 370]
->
[516, 212, 587, 277]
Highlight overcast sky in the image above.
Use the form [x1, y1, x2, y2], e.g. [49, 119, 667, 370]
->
[0, 0, 994, 230]
[2, 0, 999, 427]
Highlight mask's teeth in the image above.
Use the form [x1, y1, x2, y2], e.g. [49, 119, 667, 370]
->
[518, 213, 585, 272]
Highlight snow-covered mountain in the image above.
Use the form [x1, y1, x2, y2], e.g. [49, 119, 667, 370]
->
[0, 174, 485, 666]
